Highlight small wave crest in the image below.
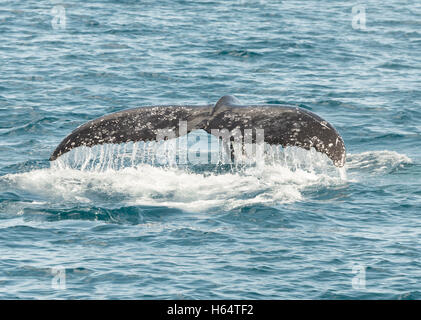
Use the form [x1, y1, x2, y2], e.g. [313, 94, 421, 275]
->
[347, 150, 412, 174]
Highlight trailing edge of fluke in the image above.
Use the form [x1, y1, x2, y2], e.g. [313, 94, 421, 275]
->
[49, 95, 346, 167]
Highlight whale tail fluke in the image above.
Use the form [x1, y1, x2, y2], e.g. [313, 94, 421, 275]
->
[50, 95, 346, 167]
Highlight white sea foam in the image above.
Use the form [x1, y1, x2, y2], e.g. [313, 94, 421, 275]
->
[2, 145, 344, 212]
[2, 142, 412, 212]
[347, 150, 412, 173]
[5, 166, 331, 212]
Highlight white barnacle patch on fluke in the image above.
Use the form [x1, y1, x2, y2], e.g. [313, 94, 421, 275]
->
[320, 121, 329, 129]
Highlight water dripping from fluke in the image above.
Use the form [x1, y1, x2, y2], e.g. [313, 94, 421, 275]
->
[50, 133, 346, 180]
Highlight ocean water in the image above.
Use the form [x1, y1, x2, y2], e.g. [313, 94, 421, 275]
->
[0, 0, 420, 299]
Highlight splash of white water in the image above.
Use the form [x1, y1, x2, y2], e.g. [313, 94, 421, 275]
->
[2, 134, 349, 211]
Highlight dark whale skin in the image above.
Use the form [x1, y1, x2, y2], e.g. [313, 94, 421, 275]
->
[50, 95, 346, 167]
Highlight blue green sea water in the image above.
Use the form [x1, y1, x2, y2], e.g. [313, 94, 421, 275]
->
[0, 0, 420, 299]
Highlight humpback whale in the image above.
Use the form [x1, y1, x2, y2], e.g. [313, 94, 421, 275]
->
[50, 95, 346, 167]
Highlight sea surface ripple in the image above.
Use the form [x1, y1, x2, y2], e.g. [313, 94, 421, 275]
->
[0, 0, 420, 299]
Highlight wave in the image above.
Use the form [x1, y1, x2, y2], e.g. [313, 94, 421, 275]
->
[346, 150, 412, 174]
[213, 49, 262, 59]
